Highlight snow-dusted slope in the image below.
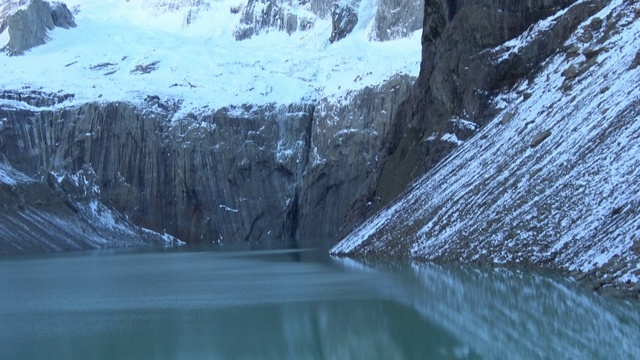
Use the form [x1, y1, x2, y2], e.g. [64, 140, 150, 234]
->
[332, 0, 640, 295]
[0, 162, 179, 254]
[0, 0, 420, 117]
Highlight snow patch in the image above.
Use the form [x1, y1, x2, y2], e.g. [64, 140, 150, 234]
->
[220, 204, 239, 213]
[440, 133, 462, 146]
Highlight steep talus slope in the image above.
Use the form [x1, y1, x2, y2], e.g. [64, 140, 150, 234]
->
[333, 0, 640, 296]
[0, 163, 174, 254]
[343, 0, 603, 229]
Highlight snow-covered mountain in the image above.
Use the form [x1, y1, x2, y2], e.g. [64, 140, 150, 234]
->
[331, 0, 640, 297]
[0, 0, 422, 250]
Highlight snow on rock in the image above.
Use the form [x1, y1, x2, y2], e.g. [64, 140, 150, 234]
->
[332, 0, 640, 295]
[0, 0, 421, 114]
[0, 161, 31, 185]
[0, 163, 177, 254]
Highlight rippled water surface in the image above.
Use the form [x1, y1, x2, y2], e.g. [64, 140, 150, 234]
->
[1, 246, 638, 359]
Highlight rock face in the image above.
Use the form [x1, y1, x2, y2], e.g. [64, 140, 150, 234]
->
[372, 0, 423, 41]
[0, 100, 314, 244]
[0, 0, 76, 55]
[235, 0, 321, 40]
[300, 75, 414, 241]
[332, 0, 640, 297]
[0, 72, 416, 247]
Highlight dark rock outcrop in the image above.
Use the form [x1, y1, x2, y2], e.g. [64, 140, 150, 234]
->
[50, 2, 75, 28]
[329, 1, 358, 43]
[1, 0, 76, 55]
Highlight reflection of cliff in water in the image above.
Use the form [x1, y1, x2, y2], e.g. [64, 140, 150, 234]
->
[334, 257, 640, 359]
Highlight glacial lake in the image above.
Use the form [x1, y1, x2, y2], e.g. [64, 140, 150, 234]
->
[1, 245, 639, 360]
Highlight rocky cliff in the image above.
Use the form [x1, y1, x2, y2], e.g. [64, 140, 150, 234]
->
[345, 0, 601, 225]
[332, 0, 640, 297]
[0, 73, 415, 248]
[0, 99, 312, 245]
[0, 0, 424, 252]
[300, 75, 414, 240]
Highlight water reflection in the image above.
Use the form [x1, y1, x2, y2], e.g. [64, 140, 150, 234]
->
[0, 248, 638, 359]
[10, 301, 472, 360]
[334, 258, 640, 359]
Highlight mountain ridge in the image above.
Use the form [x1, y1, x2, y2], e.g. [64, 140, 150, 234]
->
[332, 0, 640, 297]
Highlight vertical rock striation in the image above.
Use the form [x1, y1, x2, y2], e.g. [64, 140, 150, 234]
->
[0, 69, 417, 247]
[0, 100, 314, 245]
[300, 75, 415, 241]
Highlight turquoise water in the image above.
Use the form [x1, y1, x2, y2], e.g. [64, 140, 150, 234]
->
[0, 246, 638, 359]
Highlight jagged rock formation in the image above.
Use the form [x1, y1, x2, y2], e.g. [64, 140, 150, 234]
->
[371, 0, 423, 41]
[0, 163, 173, 254]
[329, 1, 358, 42]
[234, 0, 423, 42]
[235, 0, 319, 40]
[332, 0, 640, 297]
[0, 0, 76, 55]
